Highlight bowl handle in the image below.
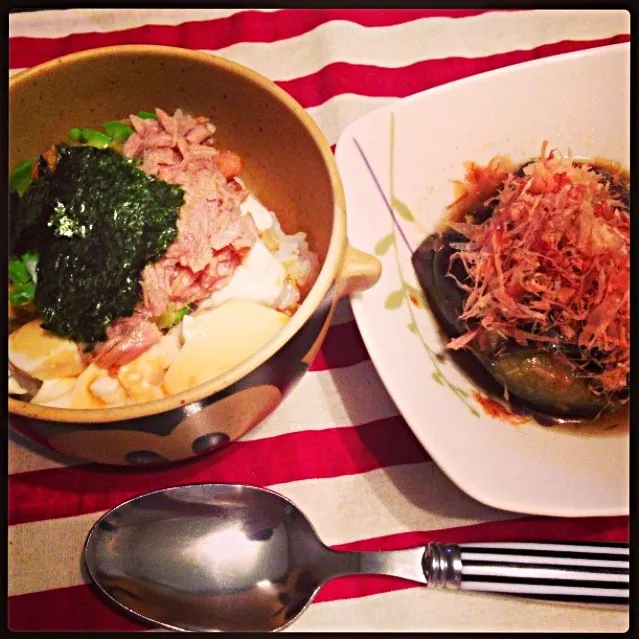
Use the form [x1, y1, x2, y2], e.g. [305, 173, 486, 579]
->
[337, 243, 382, 298]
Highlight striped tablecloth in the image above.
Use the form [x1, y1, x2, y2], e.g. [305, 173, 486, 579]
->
[8, 8, 630, 633]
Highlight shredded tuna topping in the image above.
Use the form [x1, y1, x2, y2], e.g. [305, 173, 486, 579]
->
[447, 142, 629, 399]
[95, 108, 258, 369]
[124, 108, 256, 315]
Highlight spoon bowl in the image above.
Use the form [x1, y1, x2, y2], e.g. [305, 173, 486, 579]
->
[84, 483, 629, 632]
[85, 484, 336, 632]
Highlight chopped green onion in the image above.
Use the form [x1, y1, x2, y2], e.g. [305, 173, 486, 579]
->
[155, 305, 191, 329]
[9, 251, 39, 306]
[9, 256, 30, 285]
[103, 121, 134, 144]
[10, 158, 35, 196]
[68, 127, 113, 148]
[9, 281, 36, 307]
[22, 251, 39, 283]
[136, 110, 158, 120]
[79, 128, 113, 149]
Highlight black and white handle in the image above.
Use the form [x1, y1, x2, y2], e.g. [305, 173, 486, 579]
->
[423, 541, 629, 605]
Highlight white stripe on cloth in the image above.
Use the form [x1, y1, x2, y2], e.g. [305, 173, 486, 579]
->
[240, 360, 399, 441]
[7, 461, 517, 596]
[306, 94, 396, 147]
[7, 8, 277, 38]
[287, 584, 629, 633]
[8, 359, 399, 475]
[8, 429, 85, 474]
[209, 10, 630, 82]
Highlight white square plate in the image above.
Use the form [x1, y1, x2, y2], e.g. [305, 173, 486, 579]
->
[335, 43, 630, 517]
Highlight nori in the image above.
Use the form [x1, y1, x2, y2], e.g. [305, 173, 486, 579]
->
[9, 144, 184, 344]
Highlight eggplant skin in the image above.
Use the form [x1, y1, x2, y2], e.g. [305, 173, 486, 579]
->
[411, 232, 613, 420]
[481, 349, 609, 419]
[411, 231, 468, 337]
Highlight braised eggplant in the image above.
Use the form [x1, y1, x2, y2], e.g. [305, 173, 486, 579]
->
[412, 233, 612, 419]
[477, 348, 609, 419]
[411, 154, 629, 422]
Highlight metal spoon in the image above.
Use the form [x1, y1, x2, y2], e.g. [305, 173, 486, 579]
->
[84, 483, 629, 632]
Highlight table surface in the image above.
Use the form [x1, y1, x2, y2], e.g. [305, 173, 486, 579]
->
[8, 8, 630, 633]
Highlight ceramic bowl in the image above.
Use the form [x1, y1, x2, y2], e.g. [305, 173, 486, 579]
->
[9, 44, 381, 466]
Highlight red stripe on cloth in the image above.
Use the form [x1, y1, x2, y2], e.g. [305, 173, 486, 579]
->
[8, 513, 626, 631]
[332, 515, 629, 552]
[8, 416, 427, 525]
[8, 8, 511, 70]
[279, 35, 631, 108]
[310, 320, 370, 371]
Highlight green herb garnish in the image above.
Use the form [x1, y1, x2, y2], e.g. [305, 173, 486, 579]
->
[155, 304, 191, 329]
[68, 127, 83, 142]
[102, 121, 134, 144]
[8, 251, 39, 307]
[9, 281, 36, 307]
[136, 110, 158, 120]
[10, 159, 35, 196]
[68, 127, 113, 149]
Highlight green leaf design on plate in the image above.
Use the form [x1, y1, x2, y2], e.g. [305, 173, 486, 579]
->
[374, 232, 394, 256]
[384, 289, 405, 310]
[382, 111, 476, 416]
[391, 196, 415, 222]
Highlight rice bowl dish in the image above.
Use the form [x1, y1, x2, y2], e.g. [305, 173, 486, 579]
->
[9, 107, 320, 409]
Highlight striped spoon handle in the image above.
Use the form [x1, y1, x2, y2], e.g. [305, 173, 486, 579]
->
[423, 541, 629, 605]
